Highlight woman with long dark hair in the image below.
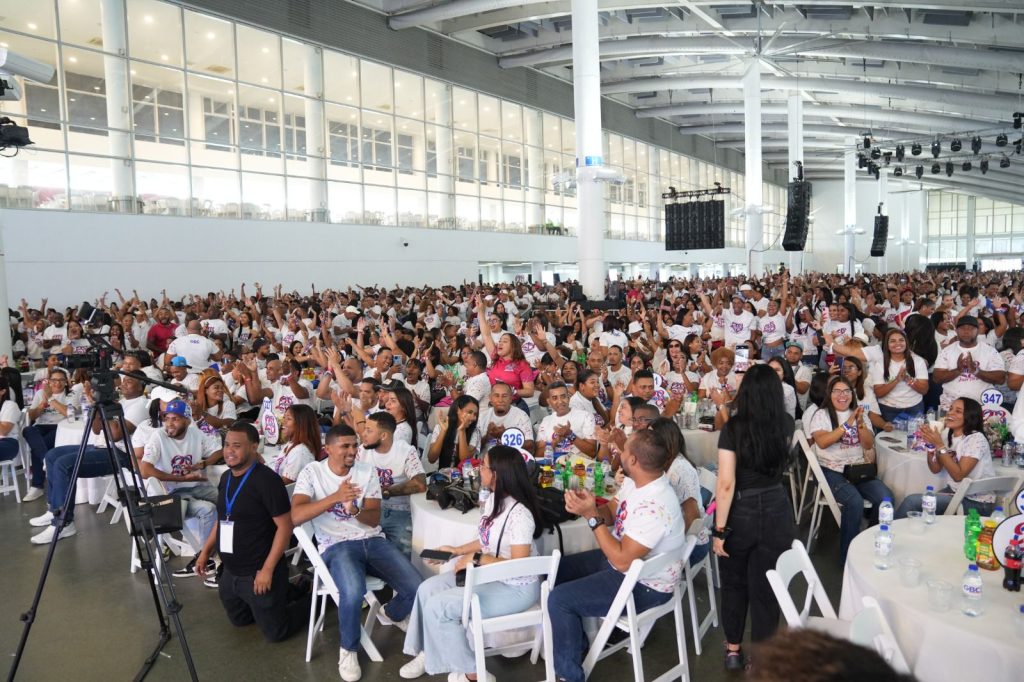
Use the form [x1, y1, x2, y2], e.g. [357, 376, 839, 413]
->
[869, 328, 928, 421]
[712, 364, 796, 671]
[426, 395, 480, 469]
[800, 370, 831, 430]
[22, 369, 73, 500]
[402, 445, 544, 681]
[271, 404, 320, 484]
[809, 376, 893, 564]
[381, 383, 419, 449]
[895, 397, 996, 518]
[0, 375, 24, 469]
[766, 356, 798, 418]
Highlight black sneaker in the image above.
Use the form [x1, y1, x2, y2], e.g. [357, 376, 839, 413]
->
[724, 645, 745, 672]
[173, 557, 215, 578]
[203, 563, 223, 588]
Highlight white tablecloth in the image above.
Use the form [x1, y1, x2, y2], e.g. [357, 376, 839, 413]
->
[840, 517, 1024, 682]
[55, 420, 111, 506]
[681, 428, 718, 468]
[409, 491, 596, 577]
[876, 435, 1024, 505]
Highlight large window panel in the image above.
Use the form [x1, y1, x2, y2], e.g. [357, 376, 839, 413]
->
[397, 189, 426, 227]
[543, 113, 560, 151]
[136, 161, 189, 215]
[452, 88, 476, 133]
[328, 181, 362, 223]
[395, 118, 425, 189]
[284, 94, 317, 178]
[423, 79, 449, 126]
[479, 136, 501, 200]
[62, 46, 123, 137]
[130, 62, 186, 163]
[503, 200, 524, 232]
[426, 124, 452, 191]
[394, 70, 423, 120]
[428, 192, 454, 229]
[326, 103, 361, 182]
[237, 85, 284, 173]
[287, 176, 322, 220]
[184, 11, 235, 79]
[191, 166, 240, 217]
[68, 154, 119, 211]
[187, 73, 238, 169]
[453, 130, 477, 193]
[238, 26, 281, 90]
[323, 50, 360, 105]
[502, 101, 522, 143]
[5, 1, 57, 39]
[363, 184, 395, 225]
[362, 113, 395, 185]
[0, 149, 67, 209]
[361, 60, 393, 113]
[478, 94, 500, 138]
[241, 172, 285, 220]
[283, 38, 321, 97]
[58, 0, 108, 51]
[456, 195, 478, 229]
[561, 119, 575, 155]
[126, 0, 183, 67]
[480, 197, 501, 230]
[502, 141, 524, 198]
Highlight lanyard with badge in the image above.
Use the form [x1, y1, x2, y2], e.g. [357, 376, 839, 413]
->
[220, 465, 255, 554]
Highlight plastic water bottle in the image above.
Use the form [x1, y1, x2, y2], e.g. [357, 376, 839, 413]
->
[922, 486, 937, 525]
[961, 564, 984, 616]
[544, 441, 554, 464]
[879, 497, 894, 526]
[584, 466, 594, 492]
[926, 408, 936, 424]
[461, 459, 473, 488]
[477, 487, 491, 511]
[874, 524, 894, 570]
[991, 506, 1007, 525]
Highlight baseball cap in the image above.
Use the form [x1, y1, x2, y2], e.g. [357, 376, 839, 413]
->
[739, 284, 753, 292]
[956, 315, 979, 328]
[627, 321, 643, 335]
[852, 332, 870, 345]
[149, 386, 179, 404]
[170, 356, 190, 368]
[163, 399, 189, 416]
[345, 305, 360, 314]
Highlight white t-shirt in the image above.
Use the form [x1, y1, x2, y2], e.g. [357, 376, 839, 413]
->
[293, 459, 382, 551]
[30, 390, 70, 425]
[607, 365, 632, 391]
[598, 330, 628, 350]
[476, 407, 534, 454]
[478, 496, 538, 586]
[758, 314, 787, 345]
[665, 456, 706, 546]
[569, 391, 602, 424]
[934, 342, 1005, 404]
[808, 408, 872, 473]
[699, 371, 739, 395]
[142, 424, 220, 492]
[167, 334, 218, 374]
[463, 373, 492, 404]
[121, 395, 150, 430]
[402, 378, 431, 407]
[268, 442, 316, 482]
[666, 324, 703, 343]
[268, 377, 315, 416]
[357, 441, 424, 512]
[43, 325, 67, 347]
[201, 319, 230, 337]
[536, 409, 596, 459]
[943, 431, 996, 501]
[868, 354, 928, 409]
[0, 400, 22, 441]
[793, 364, 814, 410]
[824, 319, 863, 346]
[612, 474, 686, 593]
[723, 309, 755, 347]
[782, 382, 797, 418]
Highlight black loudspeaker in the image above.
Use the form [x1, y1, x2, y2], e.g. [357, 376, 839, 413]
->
[569, 284, 584, 302]
[665, 203, 684, 250]
[870, 215, 889, 257]
[527, 274, 533, 284]
[478, 273, 484, 285]
[782, 180, 812, 251]
[553, 273, 561, 284]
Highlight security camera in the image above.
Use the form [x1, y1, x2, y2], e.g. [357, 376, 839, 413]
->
[402, 240, 409, 247]
[0, 48, 57, 102]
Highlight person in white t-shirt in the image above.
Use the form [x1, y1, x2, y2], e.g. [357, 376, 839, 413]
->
[534, 382, 598, 462]
[140, 399, 222, 566]
[932, 315, 1007, 408]
[357, 412, 426, 557]
[401, 445, 544, 681]
[719, 295, 756, 348]
[265, 404, 319, 484]
[547, 430, 685, 682]
[476, 381, 535, 455]
[291, 424, 424, 682]
[166, 320, 220, 374]
[0, 376, 22, 469]
[868, 329, 929, 422]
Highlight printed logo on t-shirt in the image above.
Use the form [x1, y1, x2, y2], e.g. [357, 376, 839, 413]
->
[275, 395, 294, 414]
[328, 502, 354, 521]
[762, 321, 777, 334]
[729, 322, 744, 333]
[170, 454, 194, 477]
[375, 467, 395, 488]
[478, 515, 495, 547]
[614, 500, 628, 537]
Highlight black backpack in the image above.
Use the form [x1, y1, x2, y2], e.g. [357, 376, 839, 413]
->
[535, 487, 577, 554]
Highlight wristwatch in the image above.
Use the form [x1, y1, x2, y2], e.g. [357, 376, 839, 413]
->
[348, 501, 360, 516]
[711, 526, 732, 539]
[472, 551, 483, 566]
[382, 489, 391, 500]
[587, 516, 602, 531]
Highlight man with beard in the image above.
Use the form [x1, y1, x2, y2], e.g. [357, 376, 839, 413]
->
[147, 307, 178, 359]
[476, 382, 535, 455]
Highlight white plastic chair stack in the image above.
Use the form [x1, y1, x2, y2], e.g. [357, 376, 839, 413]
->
[765, 539, 848, 638]
[683, 517, 718, 655]
[554, 536, 696, 682]
[943, 476, 1022, 516]
[795, 431, 843, 553]
[461, 551, 562, 682]
[849, 596, 910, 674]
[293, 524, 388, 663]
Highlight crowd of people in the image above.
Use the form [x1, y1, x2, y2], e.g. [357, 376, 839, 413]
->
[5, 266, 1022, 680]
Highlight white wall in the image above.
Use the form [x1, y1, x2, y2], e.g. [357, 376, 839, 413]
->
[806, 178, 928, 274]
[1, 209, 789, 305]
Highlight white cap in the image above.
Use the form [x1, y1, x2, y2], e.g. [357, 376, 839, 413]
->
[852, 332, 870, 345]
[149, 386, 181, 404]
[345, 305, 360, 314]
[627, 321, 643, 334]
[739, 284, 753, 292]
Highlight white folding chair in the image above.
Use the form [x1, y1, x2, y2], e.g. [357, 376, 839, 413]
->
[683, 517, 718, 655]
[0, 456, 20, 502]
[461, 551, 562, 682]
[283, 483, 304, 566]
[293, 524, 388, 663]
[96, 476, 125, 524]
[696, 466, 720, 588]
[18, 407, 33, 489]
[849, 596, 910, 674]
[555, 536, 696, 682]
[131, 476, 195, 573]
[765, 539, 848, 638]
[943, 476, 1022, 516]
[795, 431, 843, 553]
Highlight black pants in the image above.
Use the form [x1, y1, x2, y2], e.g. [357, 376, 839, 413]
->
[218, 562, 309, 642]
[719, 486, 796, 645]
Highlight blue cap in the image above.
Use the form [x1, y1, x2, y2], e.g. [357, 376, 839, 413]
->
[163, 399, 188, 416]
[170, 356, 191, 368]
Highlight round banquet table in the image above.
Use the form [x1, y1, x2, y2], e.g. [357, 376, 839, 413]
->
[680, 428, 719, 469]
[839, 517, 1024, 682]
[875, 434, 1024, 505]
[55, 419, 111, 505]
[409, 491, 597, 578]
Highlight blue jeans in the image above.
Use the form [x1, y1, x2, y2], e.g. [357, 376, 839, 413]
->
[894, 486, 995, 519]
[878, 401, 923, 423]
[761, 344, 785, 361]
[44, 444, 127, 525]
[23, 423, 58, 487]
[174, 484, 219, 553]
[548, 549, 673, 682]
[380, 507, 413, 558]
[322, 536, 423, 652]
[0, 438, 18, 462]
[821, 468, 893, 565]
[689, 540, 710, 568]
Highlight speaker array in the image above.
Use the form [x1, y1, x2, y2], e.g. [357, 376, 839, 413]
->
[665, 200, 725, 251]
[870, 214, 889, 257]
[782, 180, 812, 252]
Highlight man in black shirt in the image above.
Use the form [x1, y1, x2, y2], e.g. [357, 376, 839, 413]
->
[197, 422, 306, 642]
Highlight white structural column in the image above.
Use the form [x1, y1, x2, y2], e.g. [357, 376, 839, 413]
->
[304, 46, 328, 221]
[101, 0, 133, 211]
[843, 139, 857, 275]
[526, 109, 544, 230]
[531, 261, 545, 284]
[437, 93, 454, 225]
[647, 149, 660, 242]
[743, 62, 764, 276]
[965, 195, 976, 270]
[571, 0, 606, 300]
[786, 93, 803, 274]
[900, 179, 911, 270]
[876, 170, 888, 274]
[914, 189, 927, 270]
[0, 227, 12, 361]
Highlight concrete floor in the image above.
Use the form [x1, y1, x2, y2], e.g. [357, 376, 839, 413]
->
[0, 491, 845, 681]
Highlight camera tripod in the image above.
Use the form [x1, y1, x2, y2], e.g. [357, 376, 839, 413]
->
[8, 351, 199, 680]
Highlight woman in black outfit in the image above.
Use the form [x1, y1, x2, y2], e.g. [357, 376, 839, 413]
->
[712, 364, 796, 671]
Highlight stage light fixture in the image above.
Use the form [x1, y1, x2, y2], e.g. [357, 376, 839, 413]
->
[895, 144, 905, 162]
[950, 138, 962, 152]
[962, 161, 972, 171]
[980, 158, 989, 174]
[870, 147, 881, 160]
[1014, 112, 1022, 129]
[945, 161, 954, 177]
[931, 162, 941, 174]
[996, 133, 1008, 146]
[931, 139, 941, 158]
[893, 165, 903, 177]
[1000, 155, 1011, 169]
[971, 136, 982, 154]
[911, 143, 922, 156]
[858, 154, 867, 169]
[915, 165, 924, 179]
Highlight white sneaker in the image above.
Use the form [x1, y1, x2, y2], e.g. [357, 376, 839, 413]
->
[30, 523, 77, 545]
[447, 673, 495, 682]
[22, 487, 45, 502]
[399, 652, 426, 679]
[378, 610, 410, 632]
[29, 510, 54, 527]
[338, 648, 361, 682]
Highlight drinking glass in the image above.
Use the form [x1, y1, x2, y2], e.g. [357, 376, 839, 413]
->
[927, 580, 953, 612]
[907, 511, 926, 535]
[899, 558, 922, 587]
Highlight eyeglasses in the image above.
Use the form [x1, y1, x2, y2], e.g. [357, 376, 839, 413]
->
[632, 416, 654, 425]
[831, 389, 853, 397]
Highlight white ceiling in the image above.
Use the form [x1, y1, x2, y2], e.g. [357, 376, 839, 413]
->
[368, 0, 1024, 203]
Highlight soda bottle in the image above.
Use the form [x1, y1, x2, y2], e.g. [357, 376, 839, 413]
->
[961, 564, 984, 616]
[1002, 537, 1022, 592]
[964, 509, 982, 561]
[922, 486, 937, 524]
[873, 524, 894, 570]
[560, 463, 572, 492]
[975, 520, 1000, 570]
[879, 497, 894, 526]
[593, 463, 605, 496]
